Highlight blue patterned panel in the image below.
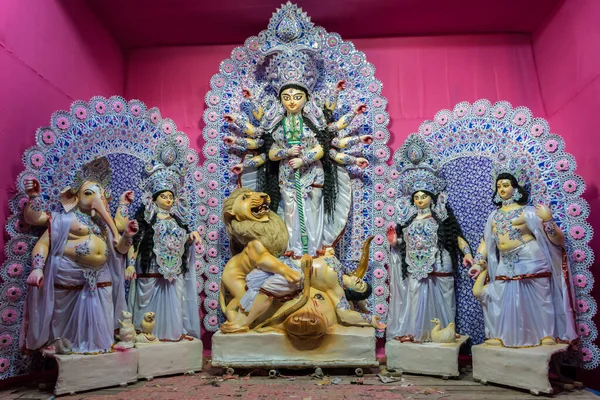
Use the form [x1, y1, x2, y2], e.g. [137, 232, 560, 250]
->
[106, 153, 146, 217]
[440, 156, 495, 345]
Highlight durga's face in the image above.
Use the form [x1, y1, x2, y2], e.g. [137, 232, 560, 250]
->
[280, 88, 307, 114]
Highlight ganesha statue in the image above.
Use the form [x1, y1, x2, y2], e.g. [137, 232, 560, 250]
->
[21, 157, 138, 354]
[219, 188, 384, 349]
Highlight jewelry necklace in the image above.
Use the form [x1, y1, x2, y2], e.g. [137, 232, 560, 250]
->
[502, 198, 515, 207]
[417, 207, 431, 217]
[157, 208, 171, 217]
[75, 209, 102, 236]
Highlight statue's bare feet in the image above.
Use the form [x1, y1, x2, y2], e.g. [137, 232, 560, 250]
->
[541, 337, 556, 345]
[394, 334, 414, 343]
[485, 338, 502, 346]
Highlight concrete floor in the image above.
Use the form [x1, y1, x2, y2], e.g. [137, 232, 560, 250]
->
[1, 366, 597, 400]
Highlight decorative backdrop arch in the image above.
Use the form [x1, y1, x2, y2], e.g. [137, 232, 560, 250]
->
[384, 99, 597, 369]
[197, 3, 393, 333]
[0, 97, 205, 379]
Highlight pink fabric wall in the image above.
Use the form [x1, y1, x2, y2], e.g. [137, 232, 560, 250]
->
[533, 0, 600, 386]
[126, 34, 544, 152]
[0, 0, 124, 261]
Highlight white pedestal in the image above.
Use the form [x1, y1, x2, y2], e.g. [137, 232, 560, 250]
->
[46, 349, 139, 395]
[212, 325, 377, 369]
[472, 343, 569, 394]
[136, 338, 204, 380]
[385, 335, 469, 378]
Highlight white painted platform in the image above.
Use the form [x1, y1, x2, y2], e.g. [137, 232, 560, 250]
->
[46, 349, 139, 396]
[386, 335, 469, 378]
[472, 342, 569, 395]
[212, 325, 377, 369]
[136, 338, 204, 380]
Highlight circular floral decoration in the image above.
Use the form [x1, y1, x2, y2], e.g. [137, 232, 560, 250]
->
[493, 106, 506, 119]
[6, 263, 24, 278]
[5, 286, 22, 302]
[0, 333, 13, 350]
[1, 308, 18, 325]
[0, 358, 9, 374]
[95, 102, 107, 114]
[74, 107, 87, 120]
[56, 117, 70, 130]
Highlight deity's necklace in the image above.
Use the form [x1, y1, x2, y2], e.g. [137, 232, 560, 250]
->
[74, 209, 103, 236]
[501, 198, 515, 207]
[417, 207, 432, 217]
[157, 208, 171, 218]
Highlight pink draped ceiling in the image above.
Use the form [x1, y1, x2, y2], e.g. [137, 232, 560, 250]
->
[83, 0, 562, 48]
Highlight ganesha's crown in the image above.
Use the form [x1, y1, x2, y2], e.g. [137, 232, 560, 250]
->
[72, 157, 112, 194]
[491, 152, 534, 189]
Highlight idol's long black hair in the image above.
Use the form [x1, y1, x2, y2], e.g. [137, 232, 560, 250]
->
[344, 282, 373, 302]
[132, 190, 190, 274]
[493, 173, 529, 207]
[257, 84, 338, 220]
[395, 191, 466, 279]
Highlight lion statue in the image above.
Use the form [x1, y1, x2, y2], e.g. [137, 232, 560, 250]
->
[219, 188, 385, 347]
[220, 188, 303, 330]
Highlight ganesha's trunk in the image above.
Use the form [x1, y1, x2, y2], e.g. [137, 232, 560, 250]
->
[92, 199, 120, 246]
[350, 236, 374, 279]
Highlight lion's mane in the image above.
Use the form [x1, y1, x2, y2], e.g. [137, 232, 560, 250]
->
[223, 188, 289, 257]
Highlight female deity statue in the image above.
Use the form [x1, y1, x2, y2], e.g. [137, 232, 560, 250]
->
[385, 136, 473, 342]
[470, 154, 577, 347]
[126, 141, 202, 341]
[21, 157, 138, 353]
[223, 49, 372, 257]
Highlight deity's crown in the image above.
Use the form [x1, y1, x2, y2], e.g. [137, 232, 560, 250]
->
[260, 2, 322, 95]
[395, 135, 445, 196]
[490, 152, 534, 189]
[266, 51, 319, 95]
[143, 137, 188, 197]
[71, 156, 112, 195]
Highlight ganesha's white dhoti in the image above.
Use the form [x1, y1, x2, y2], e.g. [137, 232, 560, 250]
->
[22, 212, 126, 353]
